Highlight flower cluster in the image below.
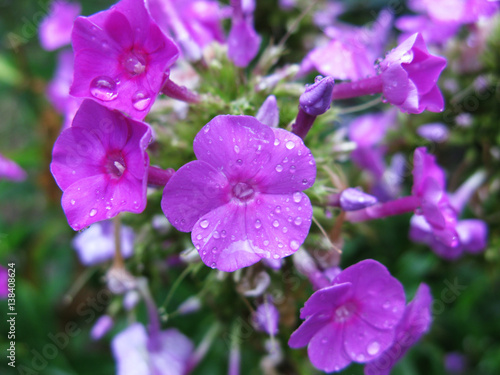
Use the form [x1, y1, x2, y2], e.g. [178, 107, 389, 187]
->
[34, 0, 495, 374]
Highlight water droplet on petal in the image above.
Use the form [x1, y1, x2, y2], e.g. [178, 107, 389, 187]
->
[263, 240, 270, 246]
[236, 159, 242, 165]
[221, 230, 227, 238]
[213, 231, 220, 239]
[294, 217, 302, 225]
[200, 219, 209, 229]
[196, 234, 202, 240]
[234, 145, 240, 154]
[275, 164, 283, 172]
[302, 179, 308, 185]
[286, 141, 295, 150]
[212, 247, 217, 254]
[70, 199, 76, 205]
[274, 139, 280, 146]
[290, 240, 300, 250]
[272, 220, 279, 228]
[255, 220, 262, 229]
[293, 192, 302, 203]
[290, 165, 296, 173]
[275, 206, 281, 214]
[273, 254, 280, 259]
[367, 341, 380, 356]
[210, 262, 217, 269]
[383, 301, 390, 309]
[132, 91, 151, 111]
[90, 76, 117, 101]
[89, 208, 97, 217]
[282, 226, 288, 233]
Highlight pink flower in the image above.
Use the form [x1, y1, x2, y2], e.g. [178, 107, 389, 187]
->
[227, 0, 261, 67]
[70, 0, 179, 119]
[39, 0, 81, 51]
[162, 115, 316, 272]
[0, 153, 27, 182]
[289, 259, 406, 372]
[50, 100, 152, 230]
[380, 33, 447, 114]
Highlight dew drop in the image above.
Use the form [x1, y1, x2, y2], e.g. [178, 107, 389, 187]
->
[294, 217, 302, 225]
[255, 220, 262, 229]
[274, 139, 280, 146]
[221, 230, 227, 238]
[286, 141, 295, 150]
[132, 91, 151, 111]
[275, 164, 283, 172]
[89, 208, 97, 217]
[272, 220, 279, 228]
[290, 240, 300, 250]
[357, 354, 365, 361]
[234, 145, 240, 154]
[200, 219, 209, 229]
[273, 254, 280, 259]
[282, 227, 288, 233]
[210, 263, 217, 269]
[196, 234, 202, 240]
[302, 179, 308, 185]
[213, 231, 220, 239]
[212, 247, 217, 254]
[293, 192, 302, 203]
[275, 206, 281, 214]
[290, 165, 296, 173]
[263, 240, 270, 246]
[367, 341, 380, 356]
[236, 159, 242, 165]
[70, 199, 76, 205]
[90, 76, 118, 101]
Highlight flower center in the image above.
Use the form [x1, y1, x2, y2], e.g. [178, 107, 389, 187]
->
[122, 51, 146, 76]
[333, 302, 356, 323]
[232, 182, 255, 202]
[106, 152, 126, 179]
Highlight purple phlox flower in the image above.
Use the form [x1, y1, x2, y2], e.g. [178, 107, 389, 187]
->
[410, 169, 488, 259]
[147, 0, 225, 61]
[289, 259, 406, 373]
[71, 0, 179, 120]
[411, 147, 459, 247]
[300, 10, 392, 81]
[253, 295, 279, 336]
[417, 122, 450, 143]
[112, 323, 193, 375]
[444, 352, 467, 374]
[47, 50, 83, 130]
[329, 188, 378, 211]
[51, 99, 152, 231]
[0, 153, 27, 182]
[0, 265, 8, 299]
[396, 15, 460, 45]
[256, 95, 279, 128]
[380, 33, 447, 114]
[162, 115, 316, 272]
[364, 283, 433, 375]
[409, 0, 498, 24]
[91, 315, 114, 340]
[72, 220, 134, 265]
[227, 0, 261, 67]
[39, 0, 81, 51]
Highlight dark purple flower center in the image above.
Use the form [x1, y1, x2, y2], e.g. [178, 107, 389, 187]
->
[333, 302, 356, 323]
[122, 51, 147, 76]
[232, 182, 255, 202]
[105, 152, 126, 179]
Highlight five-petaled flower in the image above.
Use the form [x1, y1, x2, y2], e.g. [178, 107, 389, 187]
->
[289, 259, 406, 373]
[70, 0, 179, 119]
[51, 99, 152, 231]
[161, 115, 316, 272]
